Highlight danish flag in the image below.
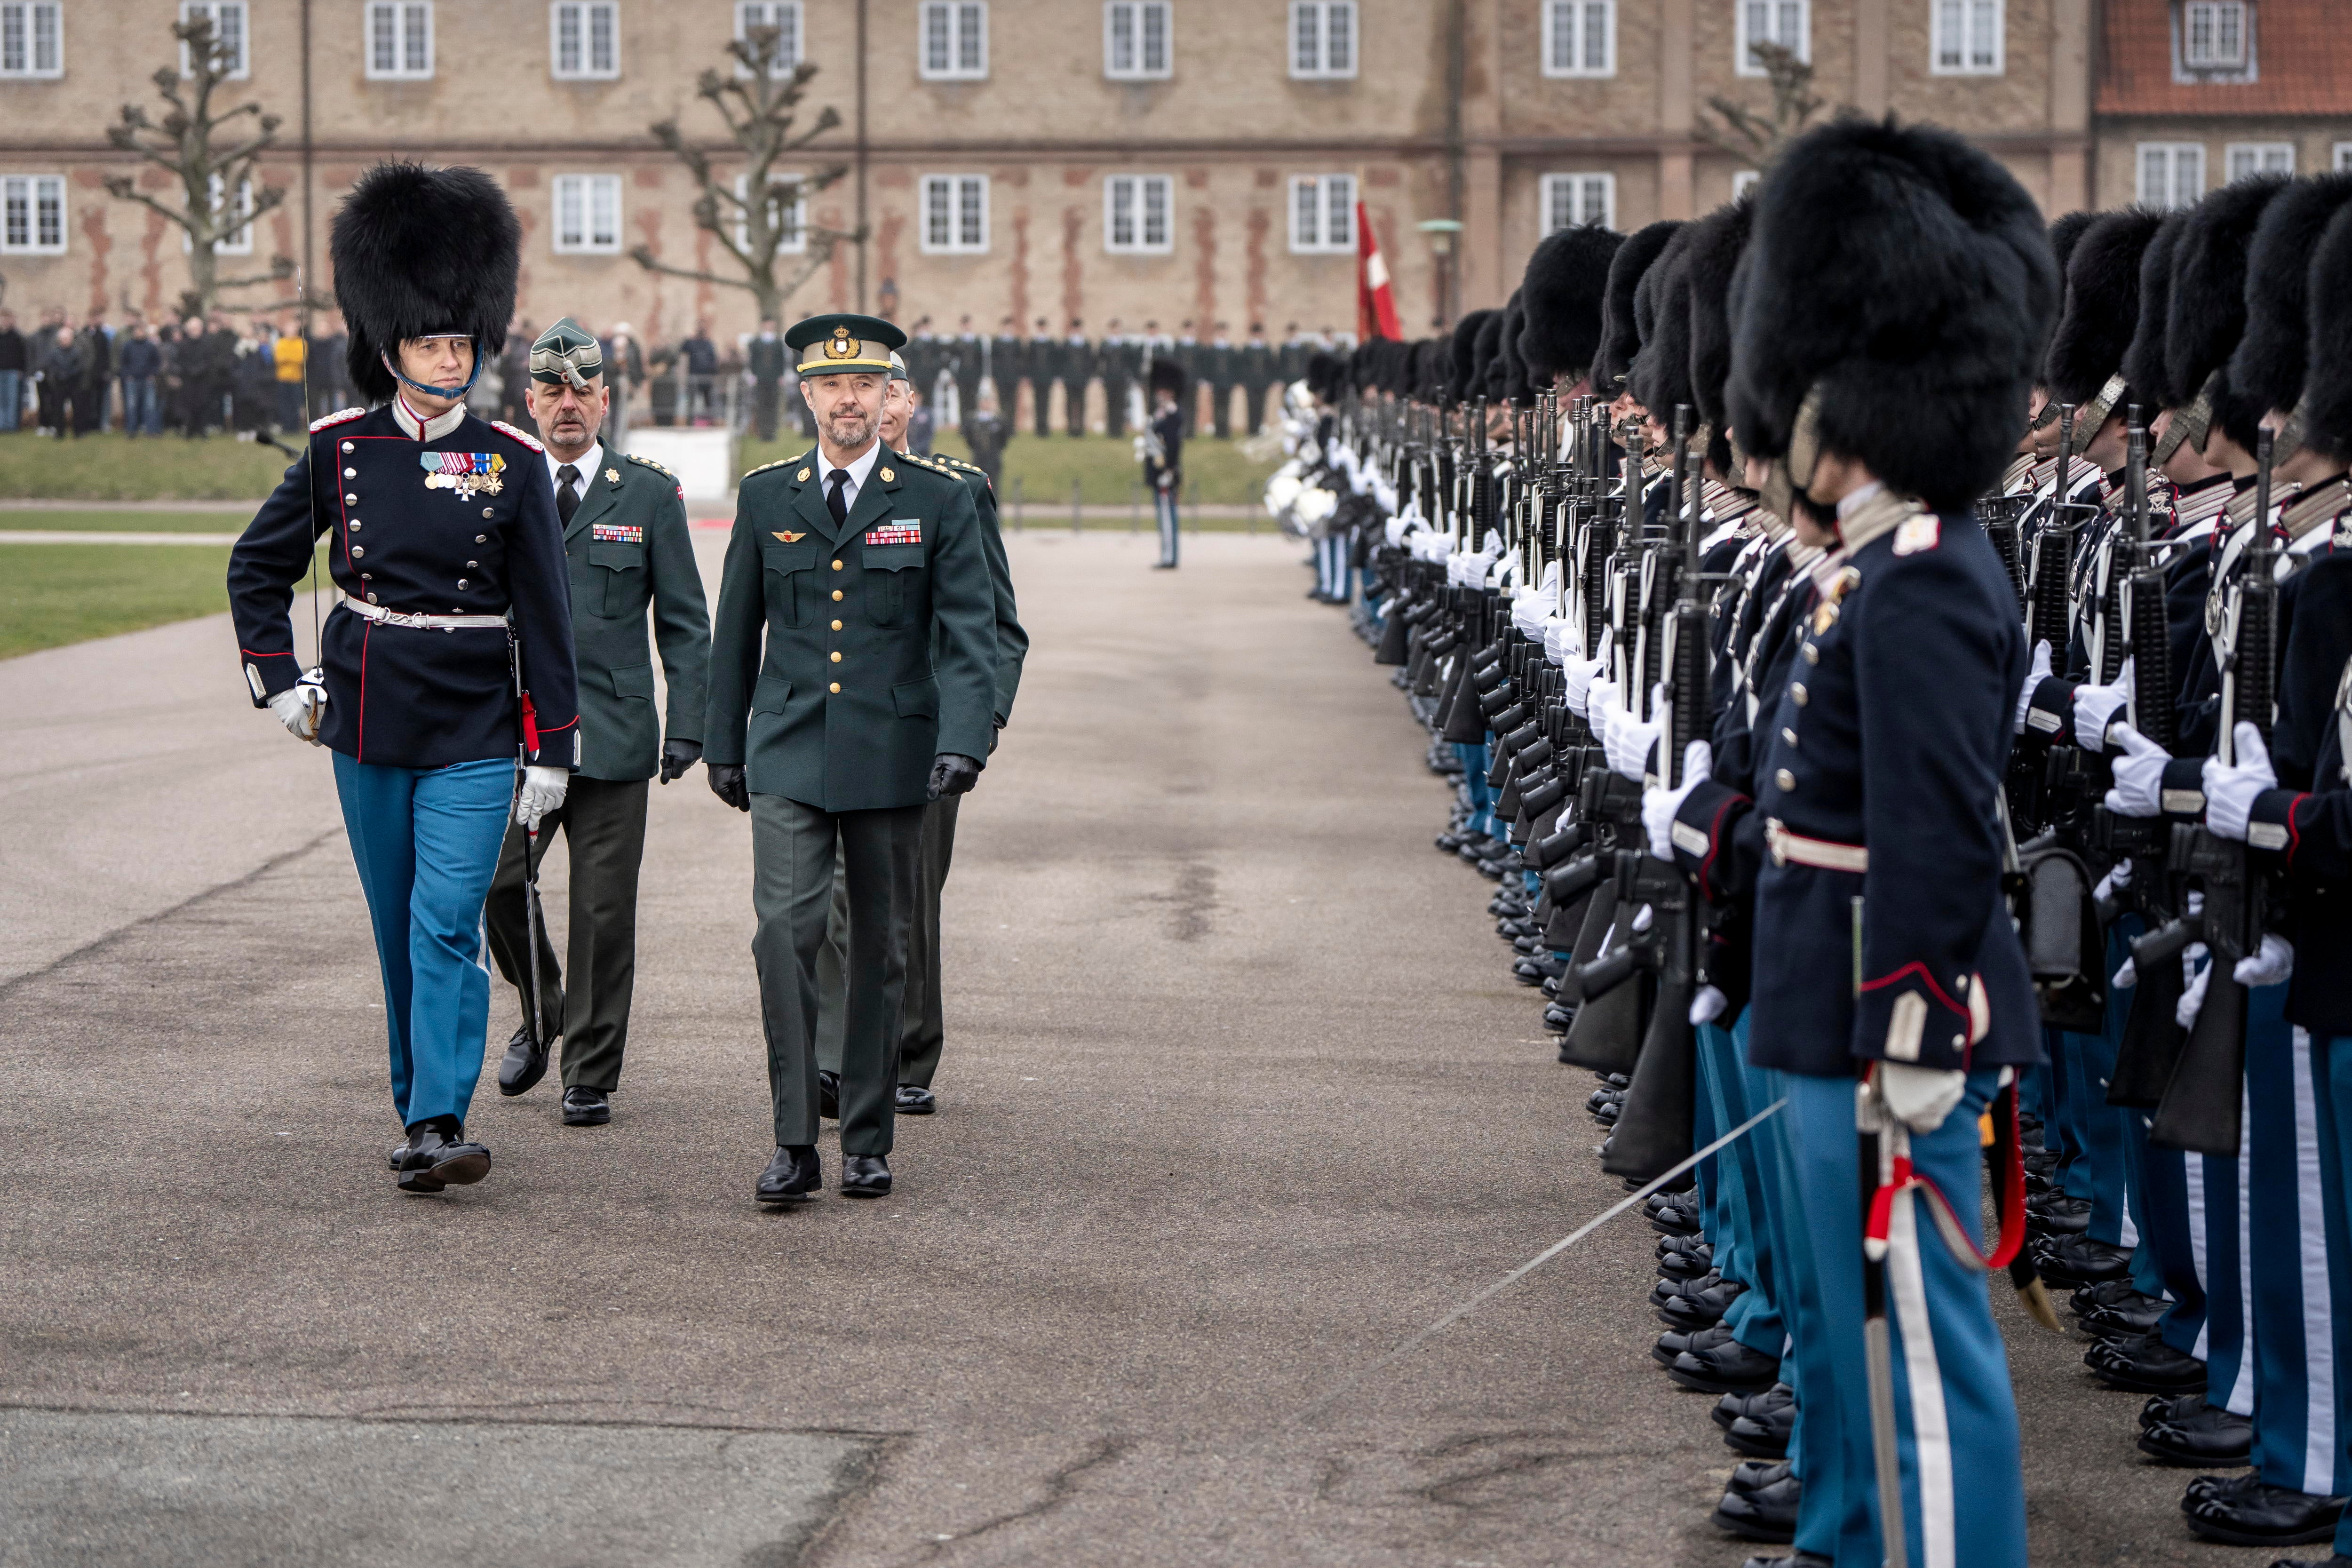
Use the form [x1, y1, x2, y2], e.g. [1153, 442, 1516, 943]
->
[1357, 199, 1400, 342]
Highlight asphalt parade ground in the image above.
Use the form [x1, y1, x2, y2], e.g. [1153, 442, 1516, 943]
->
[0, 531, 2266, 1565]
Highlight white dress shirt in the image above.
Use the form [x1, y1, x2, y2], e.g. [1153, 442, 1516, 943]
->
[817, 437, 883, 517]
[545, 440, 604, 509]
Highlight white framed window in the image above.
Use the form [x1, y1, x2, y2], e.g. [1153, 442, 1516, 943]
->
[2337, 142, 2352, 173]
[1542, 171, 1615, 231]
[1732, 169, 1762, 198]
[1104, 173, 1173, 254]
[366, 1, 433, 78]
[0, 174, 64, 254]
[1104, 1, 1171, 79]
[1930, 0, 2000, 74]
[921, 174, 988, 253]
[1542, 0, 1615, 77]
[1290, 1, 1355, 78]
[1288, 174, 1355, 253]
[0, 2, 63, 77]
[735, 0, 803, 76]
[919, 1, 986, 78]
[2136, 142, 2206, 210]
[185, 175, 254, 254]
[1736, 0, 1808, 75]
[550, 1, 618, 78]
[735, 173, 807, 252]
[2226, 141, 2293, 181]
[552, 173, 622, 254]
[2182, 0, 2247, 68]
[180, 2, 248, 78]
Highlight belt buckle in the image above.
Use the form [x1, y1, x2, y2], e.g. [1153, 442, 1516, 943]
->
[1765, 818, 1789, 867]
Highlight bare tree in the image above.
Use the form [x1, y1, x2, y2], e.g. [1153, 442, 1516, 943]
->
[101, 16, 294, 319]
[1696, 42, 1827, 170]
[630, 28, 861, 322]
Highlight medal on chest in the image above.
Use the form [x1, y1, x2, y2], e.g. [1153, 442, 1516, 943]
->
[421, 450, 507, 499]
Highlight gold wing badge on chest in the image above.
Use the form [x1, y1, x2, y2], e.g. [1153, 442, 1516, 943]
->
[420, 450, 507, 499]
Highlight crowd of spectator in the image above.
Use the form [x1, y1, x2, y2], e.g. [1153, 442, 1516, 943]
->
[0, 306, 322, 441]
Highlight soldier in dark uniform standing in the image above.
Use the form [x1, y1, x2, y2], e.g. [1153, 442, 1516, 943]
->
[225, 163, 579, 1194]
[748, 317, 787, 443]
[1144, 357, 1186, 569]
[482, 318, 712, 1127]
[704, 313, 999, 1203]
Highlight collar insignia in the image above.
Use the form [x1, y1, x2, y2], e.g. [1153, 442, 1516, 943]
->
[797, 467, 812, 482]
[605, 468, 621, 485]
[879, 466, 895, 482]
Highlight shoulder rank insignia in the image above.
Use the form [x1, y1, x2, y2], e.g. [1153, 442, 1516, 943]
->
[490, 419, 545, 454]
[740, 458, 797, 481]
[773, 530, 806, 543]
[1892, 514, 1941, 556]
[310, 406, 366, 432]
[625, 452, 674, 477]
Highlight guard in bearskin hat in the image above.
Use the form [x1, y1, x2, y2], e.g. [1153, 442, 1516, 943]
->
[225, 162, 578, 1195]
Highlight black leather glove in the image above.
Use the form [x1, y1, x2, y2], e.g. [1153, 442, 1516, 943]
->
[659, 738, 703, 784]
[926, 753, 982, 801]
[707, 763, 751, 812]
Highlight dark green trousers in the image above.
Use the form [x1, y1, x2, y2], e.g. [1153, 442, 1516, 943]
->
[483, 775, 649, 1092]
[817, 793, 958, 1087]
[750, 794, 922, 1155]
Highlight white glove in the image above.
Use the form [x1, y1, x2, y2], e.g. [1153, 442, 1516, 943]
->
[2074, 659, 2132, 754]
[2235, 932, 2293, 988]
[1629, 902, 1655, 934]
[2103, 726, 2171, 818]
[266, 670, 328, 744]
[2014, 639, 2052, 735]
[2093, 858, 2134, 903]
[1645, 740, 1714, 861]
[2113, 955, 2137, 991]
[1878, 1061, 1969, 1135]
[2176, 961, 2210, 1030]
[2202, 722, 2277, 843]
[516, 764, 570, 830]
[1690, 986, 1730, 1026]
[1565, 656, 1607, 718]
[1605, 685, 1664, 781]
[1585, 676, 1621, 730]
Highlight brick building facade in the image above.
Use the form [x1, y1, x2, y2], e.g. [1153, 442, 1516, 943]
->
[0, 1, 2346, 349]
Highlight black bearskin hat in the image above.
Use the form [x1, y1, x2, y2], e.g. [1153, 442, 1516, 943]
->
[1630, 233, 1695, 420]
[2299, 203, 2352, 461]
[330, 162, 521, 404]
[2119, 211, 2189, 411]
[1594, 220, 1683, 393]
[2044, 207, 2165, 409]
[1493, 292, 1530, 403]
[2230, 173, 2352, 419]
[1518, 223, 1624, 387]
[1469, 309, 1507, 403]
[1727, 117, 2056, 513]
[2165, 174, 2291, 456]
[2048, 211, 2098, 279]
[1149, 354, 1188, 398]
[1684, 198, 1754, 475]
[1303, 350, 1345, 402]
[1447, 309, 1492, 402]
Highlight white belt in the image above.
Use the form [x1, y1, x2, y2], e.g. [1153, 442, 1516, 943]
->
[1765, 818, 1869, 873]
[342, 598, 508, 632]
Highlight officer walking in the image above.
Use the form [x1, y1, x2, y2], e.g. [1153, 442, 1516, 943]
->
[704, 313, 999, 1204]
[225, 163, 579, 1194]
[1144, 357, 1186, 569]
[482, 318, 712, 1127]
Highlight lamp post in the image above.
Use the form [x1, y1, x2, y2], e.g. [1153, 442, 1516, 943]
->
[1417, 218, 1464, 333]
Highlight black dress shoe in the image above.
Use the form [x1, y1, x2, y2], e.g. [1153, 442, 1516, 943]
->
[1669, 1337, 1783, 1395]
[561, 1086, 611, 1126]
[2027, 1191, 2093, 1235]
[1713, 1473, 1800, 1543]
[895, 1084, 936, 1115]
[496, 1024, 553, 1097]
[1740, 1554, 1828, 1568]
[1715, 1380, 1793, 1432]
[2079, 1291, 2168, 1340]
[2034, 1233, 2133, 1288]
[2139, 1398, 2253, 1466]
[1659, 1241, 1714, 1280]
[1659, 1278, 1745, 1331]
[840, 1154, 892, 1197]
[1729, 1460, 1792, 1495]
[818, 1070, 840, 1121]
[2074, 1277, 2150, 1317]
[1654, 1322, 1736, 1368]
[1723, 1385, 1795, 1458]
[1543, 1004, 1573, 1034]
[1649, 1197, 1703, 1238]
[2184, 1480, 2345, 1547]
[2086, 1332, 2207, 1393]
[397, 1121, 491, 1194]
[387, 1137, 409, 1171]
[755, 1145, 821, 1204]
[2267, 1558, 2352, 1568]
[2143, 1391, 2209, 1430]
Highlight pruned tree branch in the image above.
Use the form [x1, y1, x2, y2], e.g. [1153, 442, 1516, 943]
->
[1695, 42, 1827, 170]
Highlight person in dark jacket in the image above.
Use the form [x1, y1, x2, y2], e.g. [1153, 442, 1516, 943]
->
[1142, 356, 1185, 568]
[118, 322, 163, 436]
[75, 315, 111, 433]
[37, 326, 86, 439]
[0, 310, 26, 432]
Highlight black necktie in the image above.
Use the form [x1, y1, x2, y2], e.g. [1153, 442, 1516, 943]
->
[827, 467, 851, 525]
[556, 463, 580, 525]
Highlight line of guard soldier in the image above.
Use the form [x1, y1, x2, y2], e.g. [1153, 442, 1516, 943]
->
[1266, 118, 2352, 1568]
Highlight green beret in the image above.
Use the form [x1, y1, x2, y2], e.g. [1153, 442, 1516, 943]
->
[530, 317, 604, 389]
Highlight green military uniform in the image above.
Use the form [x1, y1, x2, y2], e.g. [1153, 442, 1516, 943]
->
[485, 318, 712, 1109]
[706, 314, 998, 1170]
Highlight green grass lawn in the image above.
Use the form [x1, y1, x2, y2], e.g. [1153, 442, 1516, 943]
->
[0, 543, 237, 659]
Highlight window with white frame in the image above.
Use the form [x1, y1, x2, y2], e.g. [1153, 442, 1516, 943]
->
[1288, 174, 1355, 253]
[185, 175, 254, 254]
[551, 1, 618, 78]
[1104, 1, 1171, 79]
[181, 1, 248, 78]
[2181, 0, 2247, 68]
[1290, 1, 1355, 78]
[921, 175, 988, 253]
[1930, 0, 2000, 74]
[552, 173, 622, 254]
[919, 1, 986, 78]
[2136, 142, 2206, 209]
[1542, 0, 1614, 77]
[1542, 171, 1615, 231]
[1736, 0, 1808, 75]
[0, 174, 64, 254]
[1732, 169, 1762, 198]
[2226, 141, 2293, 181]
[1104, 174, 1173, 253]
[0, 2, 63, 77]
[735, 0, 802, 75]
[734, 173, 807, 252]
[366, 1, 432, 78]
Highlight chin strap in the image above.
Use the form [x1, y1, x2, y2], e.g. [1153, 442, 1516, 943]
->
[382, 339, 485, 405]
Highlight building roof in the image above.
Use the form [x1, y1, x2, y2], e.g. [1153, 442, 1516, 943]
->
[2098, 0, 2352, 117]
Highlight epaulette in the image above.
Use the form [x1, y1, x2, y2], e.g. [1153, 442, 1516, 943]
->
[625, 452, 674, 478]
[742, 457, 804, 482]
[310, 406, 366, 432]
[490, 419, 545, 454]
